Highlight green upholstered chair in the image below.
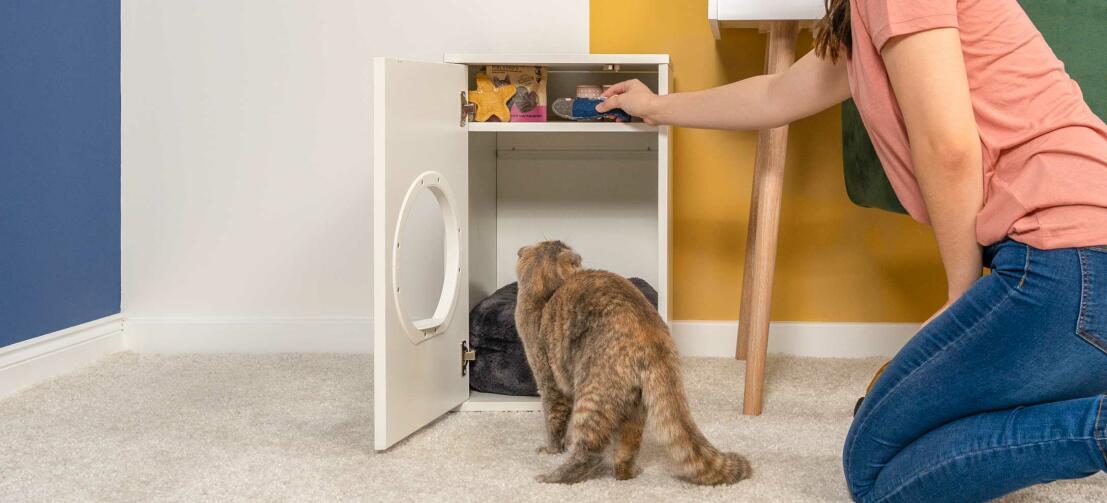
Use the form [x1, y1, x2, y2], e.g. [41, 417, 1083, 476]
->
[842, 0, 1107, 213]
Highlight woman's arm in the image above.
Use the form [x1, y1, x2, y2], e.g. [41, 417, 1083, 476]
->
[882, 28, 984, 303]
[597, 49, 850, 130]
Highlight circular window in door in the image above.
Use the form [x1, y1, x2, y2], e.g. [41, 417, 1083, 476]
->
[392, 171, 462, 344]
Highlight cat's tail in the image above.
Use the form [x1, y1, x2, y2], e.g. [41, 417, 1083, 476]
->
[641, 349, 752, 485]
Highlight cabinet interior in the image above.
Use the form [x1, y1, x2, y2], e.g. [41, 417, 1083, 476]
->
[467, 131, 660, 308]
[464, 63, 660, 123]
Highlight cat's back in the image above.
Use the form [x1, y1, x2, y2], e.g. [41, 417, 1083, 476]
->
[544, 269, 666, 339]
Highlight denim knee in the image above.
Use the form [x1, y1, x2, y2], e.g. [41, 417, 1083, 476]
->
[842, 430, 874, 501]
[1095, 394, 1107, 470]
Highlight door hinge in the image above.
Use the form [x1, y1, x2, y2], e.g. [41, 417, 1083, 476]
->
[461, 341, 476, 376]
[460, 91, 476, 127]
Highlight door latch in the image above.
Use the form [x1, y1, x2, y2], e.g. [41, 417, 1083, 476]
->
[461, 341, 476, 376]
[460, 91, 476, 127]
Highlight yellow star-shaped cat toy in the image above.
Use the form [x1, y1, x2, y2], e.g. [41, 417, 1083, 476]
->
[468, 73, 516, 122]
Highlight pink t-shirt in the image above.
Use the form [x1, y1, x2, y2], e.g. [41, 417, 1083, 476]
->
[846, 0, 1107, 249]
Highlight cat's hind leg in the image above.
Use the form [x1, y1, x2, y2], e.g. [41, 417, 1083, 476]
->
[536, 385, 625, 484]
[537, 385, 572, 455]
[613, 400, 646, 480]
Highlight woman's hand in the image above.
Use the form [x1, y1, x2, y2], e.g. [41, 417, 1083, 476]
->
[596, 79, 661, 125]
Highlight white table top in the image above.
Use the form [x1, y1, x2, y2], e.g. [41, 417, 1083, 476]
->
[708, 0, 824, 37]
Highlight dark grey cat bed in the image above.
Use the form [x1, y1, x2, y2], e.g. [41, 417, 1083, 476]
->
[468, 277, 658, 396]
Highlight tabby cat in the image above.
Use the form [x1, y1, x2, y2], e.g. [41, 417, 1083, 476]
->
[514, 240, 751, 485]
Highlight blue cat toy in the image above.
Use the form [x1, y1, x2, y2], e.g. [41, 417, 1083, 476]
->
[551, 97, 632, 122]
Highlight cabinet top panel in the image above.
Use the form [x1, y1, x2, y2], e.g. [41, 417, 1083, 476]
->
[444, 53, 669, 68]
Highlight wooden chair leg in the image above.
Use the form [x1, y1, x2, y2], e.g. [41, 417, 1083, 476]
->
[736, 21, 799, 416]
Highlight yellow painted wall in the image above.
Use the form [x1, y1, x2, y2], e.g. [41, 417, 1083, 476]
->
[590, 0, 947, 322]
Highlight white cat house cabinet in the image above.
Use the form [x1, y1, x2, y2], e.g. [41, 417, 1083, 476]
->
[373, 54, 671, 450]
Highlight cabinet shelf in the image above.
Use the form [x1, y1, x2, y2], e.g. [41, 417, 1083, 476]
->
[467, 122, 657, 133]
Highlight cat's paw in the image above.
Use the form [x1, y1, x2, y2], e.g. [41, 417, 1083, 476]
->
[536, 444, 565, 455]
[535, 471, 575, 484]
[614, 462, 642, 481]
[535, 462, 603, 484]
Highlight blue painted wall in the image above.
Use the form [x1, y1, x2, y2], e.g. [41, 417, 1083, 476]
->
[0, 1, 121, 347]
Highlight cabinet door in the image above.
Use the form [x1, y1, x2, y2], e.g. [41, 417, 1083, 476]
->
[373, 58, 469, 451]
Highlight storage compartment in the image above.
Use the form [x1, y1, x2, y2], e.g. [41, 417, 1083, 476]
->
[467, 132, 660, 305]
[463, 63, 659, 123]
[458, 56, 670, 412]
[461, 129, 668, 412]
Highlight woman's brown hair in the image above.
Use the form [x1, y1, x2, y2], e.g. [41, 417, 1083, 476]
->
[813, 0, 852, 62]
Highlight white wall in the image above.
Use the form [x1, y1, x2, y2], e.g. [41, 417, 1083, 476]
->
[122, 1, 588, 326]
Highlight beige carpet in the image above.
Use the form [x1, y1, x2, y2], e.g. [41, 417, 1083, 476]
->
[1, 353, 1105, 502]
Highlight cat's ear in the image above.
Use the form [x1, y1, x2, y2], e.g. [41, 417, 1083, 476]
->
[558, 249, 582, 269]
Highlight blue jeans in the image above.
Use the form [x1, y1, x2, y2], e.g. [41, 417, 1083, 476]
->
[843, 239, 1107, 502]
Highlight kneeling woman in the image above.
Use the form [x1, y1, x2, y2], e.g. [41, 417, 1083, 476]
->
[601, 0, 1107, 500]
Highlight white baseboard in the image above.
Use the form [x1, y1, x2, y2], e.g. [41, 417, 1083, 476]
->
[125, 318, 915, 357]
[125, 317, 372, 353]
[670, 320, 919, 358]
[0, 316, 913, 399]
[0, 314, 126, 399]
